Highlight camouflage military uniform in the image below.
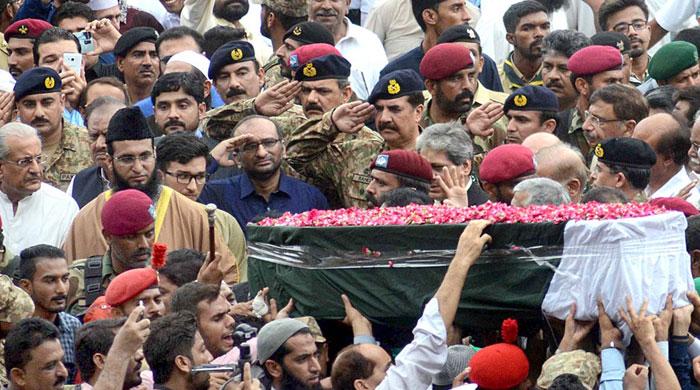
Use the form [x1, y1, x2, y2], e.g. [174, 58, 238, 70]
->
[286, 111, 385, 209]
[202, 98, 306, 142]
[67, 252, 114, 317]
[263, 55, 287, 89]
[565, 109, 590, 158]
[43, 122, 92, 192]
[536, 350, 600, 388]
[0, 274, 35, 387]
[421, 82, 508, 153]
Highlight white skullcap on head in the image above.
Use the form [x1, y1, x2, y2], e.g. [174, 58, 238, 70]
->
[168, 50, 211, 81]
[88, 0, 118, 11]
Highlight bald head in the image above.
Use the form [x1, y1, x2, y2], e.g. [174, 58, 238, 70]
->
[633, 113, 682, 146]
[536, 144, 588, 203]
[331, 343, 392, 390]
[522, 132, 561, 154]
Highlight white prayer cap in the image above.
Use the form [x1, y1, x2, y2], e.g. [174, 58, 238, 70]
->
[88, 0, 118, 11]
[168, 50, 211, 81]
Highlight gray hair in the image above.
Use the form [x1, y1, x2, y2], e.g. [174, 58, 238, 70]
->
[416, 122, 474, 165]
[512, 177, 571, 207]
[84, 96, 127, 125]
[0, 123, 39, 160]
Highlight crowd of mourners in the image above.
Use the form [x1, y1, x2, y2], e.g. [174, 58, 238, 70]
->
[3, 0, 700, 388]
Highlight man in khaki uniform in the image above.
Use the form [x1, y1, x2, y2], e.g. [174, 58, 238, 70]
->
[0, 274, 35, 386]
[287, 67, 425, 208]
[258, 0, 308, 88]
[14, 67, 91, 191]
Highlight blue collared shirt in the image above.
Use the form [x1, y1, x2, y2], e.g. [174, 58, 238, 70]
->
[198, 173, 329, 234]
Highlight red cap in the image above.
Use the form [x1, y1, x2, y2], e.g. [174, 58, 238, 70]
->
[105, 268, 158, 307]
[568, 45, 623, 77]
[369, 150, 433, 183]
[84, 296, 114, 323]
[4, 19, 52, 40]
[479, 144, 535, 184]
[469, 344, 529, 389]
[288, 43, 341, 70]
[650, 197, 699, 217]
[101, 189, 155, 236]
[420, 43, 474, 80]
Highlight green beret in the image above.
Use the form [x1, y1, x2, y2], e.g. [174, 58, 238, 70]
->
[649, 41, 699, 81]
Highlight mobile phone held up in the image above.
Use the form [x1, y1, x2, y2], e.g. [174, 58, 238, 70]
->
[73, 31, 95, 54]
[63, 53, 83, 75]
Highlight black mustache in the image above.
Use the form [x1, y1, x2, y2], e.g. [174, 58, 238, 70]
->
[378, 123, 397, 131]
[304, 103, 324, 112]
[316, 10, 338, 17]
[226, 88, 246, 98]
[164, 120, 186, 129]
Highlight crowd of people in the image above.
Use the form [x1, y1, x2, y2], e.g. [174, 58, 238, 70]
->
[0, 0, 700, 388]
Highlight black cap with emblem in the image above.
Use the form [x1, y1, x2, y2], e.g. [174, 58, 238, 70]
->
[367, 69, 424, 104]
[13, 67, 62, 101]
[283, 21, 335, 46]
[595, 137, 656, 169]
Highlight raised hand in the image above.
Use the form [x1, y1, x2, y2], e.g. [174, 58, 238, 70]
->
[465, 102, 504, 137]
[597, 299, 623, 349]
[331, 101, 374, 134]
[437, 166, 469, 208]
[341, 294, 372, 337]
[209, 133, 257, 167]
[454, 220, 492, 267]
[84, 19, 121, 56]
[619, 297, 656, 346]
[559, 302, 594, 352]
[254, 80, 301, 116]
[196, 252, 223, 286]
[624, 364, 649, 390]
[652, 293, 673, 341]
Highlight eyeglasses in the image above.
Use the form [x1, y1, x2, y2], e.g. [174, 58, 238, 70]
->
[612, 21, 647, 34]
[114, 152, 155, 166]
[3, 155, 43, 168]
[239, 138, 281, 154]
[164, 171, 209, 185]
[584, 111, 621, 128]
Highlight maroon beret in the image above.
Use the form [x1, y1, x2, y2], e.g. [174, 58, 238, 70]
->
[568, 45, 623, 77]
[370, 150, 433, 183]
[420, 43, 474, 81]
[288, 43, 341, 70]
[649, 197, 699, 217]
[479, 144, 535, 184]
[105, 268, 158, 307]
[4, 19, 52, 40]
[101, 189, 155, 236]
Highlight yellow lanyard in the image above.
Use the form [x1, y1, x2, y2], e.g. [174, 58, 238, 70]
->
[103, 187, 172, 241]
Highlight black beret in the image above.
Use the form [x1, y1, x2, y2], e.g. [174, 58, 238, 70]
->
[367, 69, 424, 104]
[293, 54, 351, 82]
[595, 137, 656, 169]
[208, 41, 256, 79]
[14, 67, 62, 101]
[283, 21, 335, 46]
[107, 107, 154, 143]
[504, 85, 559, 113]
[436, 24, 481, 45]
[591, 32, 631, 55]
[114, 27, 158, 57]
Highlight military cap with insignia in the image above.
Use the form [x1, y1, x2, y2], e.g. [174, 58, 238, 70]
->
[591, 31, 632, 56]
[289, 43, 341, 72]
[436, 24, 481, 45]
[293, 54, 351, 82]
[255, 0, 308, 17]
[504, 85, 559, 113]
[13, 67, 62, 101]
[107, 106, 154, 143]
[4, 18, 52, 40]
[370, 149, 433, 183]
[114, 27, 158, 57]
[368, 69, 424, 104]
[595, 137, 656, 169]
[649, 41, 699, 82]
[208, 41, 256, 79]
[420, 43, 474, 81]
[283, 21, 335, 46]
[568, 45, 623, 77]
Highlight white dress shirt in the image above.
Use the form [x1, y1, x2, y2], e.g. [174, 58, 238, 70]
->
[377, 298, 447, 390]
[0, 183, 79, 254]
[646, 167, 700, 208]
[336, 18, 388, 100]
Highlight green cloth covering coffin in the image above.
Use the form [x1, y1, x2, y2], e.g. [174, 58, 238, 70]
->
[248, 222, 564, 331]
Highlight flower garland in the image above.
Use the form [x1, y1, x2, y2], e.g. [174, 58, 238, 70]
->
[256, 202, 667, 228]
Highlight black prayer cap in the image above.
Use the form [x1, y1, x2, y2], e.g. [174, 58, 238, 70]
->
[107, 107, 154, 143]
[367, 69, 424, 104]
[595, 137, 656, 169]
[114, 27, 158, 57]
[208, 41, 256, 79]
[14, 67, 61, 101]
[283, 21, 335, 46]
